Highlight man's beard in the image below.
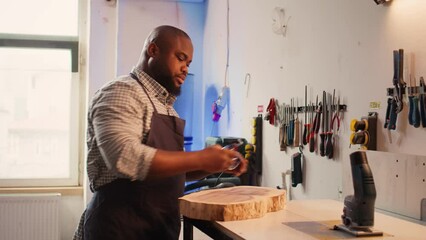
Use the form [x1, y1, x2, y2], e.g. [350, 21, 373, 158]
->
[163, 79, 182, 96]
[171, 85, 181, 96]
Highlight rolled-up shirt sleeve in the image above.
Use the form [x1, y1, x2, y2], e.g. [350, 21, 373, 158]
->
[90, 81, 156, 181]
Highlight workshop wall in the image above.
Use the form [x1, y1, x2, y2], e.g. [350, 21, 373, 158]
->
[202, 0, 426, 201]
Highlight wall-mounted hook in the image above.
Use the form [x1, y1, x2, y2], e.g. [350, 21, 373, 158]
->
[244, 73, 251, 97]
[272, 7, 291, 37]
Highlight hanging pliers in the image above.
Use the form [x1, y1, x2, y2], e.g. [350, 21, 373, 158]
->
[330, 96, 341, 132]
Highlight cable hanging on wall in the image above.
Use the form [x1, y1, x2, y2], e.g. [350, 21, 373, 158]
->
[212, 0, 231, 123]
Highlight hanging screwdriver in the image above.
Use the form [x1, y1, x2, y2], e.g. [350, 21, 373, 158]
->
[408, 77, 420, 128]
[309, 96, 320, 153]
[287, 99, 294, 146]
[314, 95, 321, 134]
[319, 91, 326, 157]
[408, 53, 420, 128]
[325, 91, 334, 159]
[302, 86, 308, 145]
[305, 103, 312, 144]
[420, 77, 426, 127]
[279, 103, 287, 151]
[294, 99, 300, 147]
[305, 103, 311, 144]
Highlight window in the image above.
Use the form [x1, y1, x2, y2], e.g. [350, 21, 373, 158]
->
[0, 0, 82, 187]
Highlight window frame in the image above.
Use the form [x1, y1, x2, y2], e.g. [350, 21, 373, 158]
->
[0, 34, 79, 72]
[0, 34, 81, 187]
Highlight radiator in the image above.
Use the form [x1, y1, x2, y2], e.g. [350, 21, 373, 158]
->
[0, 193, 61, 240]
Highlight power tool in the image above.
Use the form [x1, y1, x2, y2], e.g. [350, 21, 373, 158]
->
[334, 151, 383, 236]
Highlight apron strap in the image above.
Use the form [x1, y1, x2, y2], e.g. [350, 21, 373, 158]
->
[129, 72, 158, 113]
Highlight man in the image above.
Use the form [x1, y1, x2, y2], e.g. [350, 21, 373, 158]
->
[73, 25, 248, 240]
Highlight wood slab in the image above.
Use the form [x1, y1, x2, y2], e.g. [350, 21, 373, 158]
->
[179, 186, 286, 221]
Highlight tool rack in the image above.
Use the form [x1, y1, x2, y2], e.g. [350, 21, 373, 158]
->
[296, 104, 347, 114]
[386, 85, 425, 96]
[385, 75, 426, 129]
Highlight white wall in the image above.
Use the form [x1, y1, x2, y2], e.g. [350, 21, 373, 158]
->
[60, 196, 84, 239]
[203, 0, 426, 201]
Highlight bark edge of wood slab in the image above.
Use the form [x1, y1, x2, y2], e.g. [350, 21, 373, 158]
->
[179, 186, 286, 221]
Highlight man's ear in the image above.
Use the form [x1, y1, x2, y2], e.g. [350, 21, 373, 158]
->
[146, 43, 159, 57]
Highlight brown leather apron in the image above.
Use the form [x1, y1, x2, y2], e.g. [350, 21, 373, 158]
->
[83, 73, 185, 240]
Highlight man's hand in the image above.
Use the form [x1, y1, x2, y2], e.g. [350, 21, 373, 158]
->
[199, 145, 248, 175]
[226, 152, 248, 176]
[148, 144, 249, 180]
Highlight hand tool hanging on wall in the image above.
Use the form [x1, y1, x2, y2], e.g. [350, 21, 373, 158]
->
[319, 91, 327, 157]
[274, 99, 281, 125]
[305, 92, 313, 146]
[302, 86, 309, 145]
[325, 91, 334, 159]
[309, 96, 320, 153]
[305, 103, 311, 146]
[278, 103, 287, 151]
[294, 99, 301, 147]
[287, 99, 295, 146]
[305, 103, 312, 146]
[265, 98, 276, 125]
[331, 96, 341, 132]
[387, 98, 398, 130]
[420, 77, 426, 127]
[328, 95, 341, 159]
[284, 104, 290, 147]
[384, 97, 391, 129]
[408, 53, 420, 128]
[387, 50, 405, 130]
[408, 77, 420, 128]
[397, 49, 406, 113]
[387, 50, 400, 130]
[314, 95, 321, 134]
[291, 146, 303, 187]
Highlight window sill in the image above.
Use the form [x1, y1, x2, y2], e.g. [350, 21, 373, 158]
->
[0, 186, 83, 196]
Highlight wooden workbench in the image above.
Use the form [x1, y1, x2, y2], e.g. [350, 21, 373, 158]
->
[182, 199, 426, 240]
